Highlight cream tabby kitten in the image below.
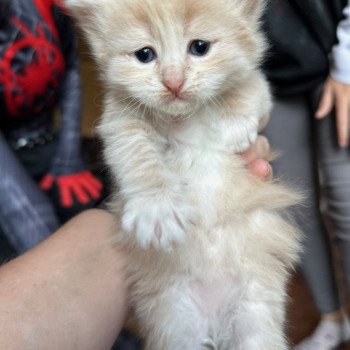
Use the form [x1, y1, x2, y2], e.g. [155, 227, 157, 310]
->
[65, 0, 301, 349]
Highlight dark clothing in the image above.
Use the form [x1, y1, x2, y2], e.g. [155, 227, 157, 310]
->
[0, 0, 92, 254]
[263, 0, 347, 96]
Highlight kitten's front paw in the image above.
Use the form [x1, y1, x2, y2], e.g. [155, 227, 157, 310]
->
[122, 192, 196, 250]
[232, 129, 258, 153]
[221, 116, 259, 153]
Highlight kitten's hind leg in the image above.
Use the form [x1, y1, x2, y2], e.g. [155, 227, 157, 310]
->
[226, 281, 289, 350]
[139, 285, 212, 350]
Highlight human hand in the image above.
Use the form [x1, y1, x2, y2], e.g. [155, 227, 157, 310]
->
[40, 170, 103, 208]
[315, 77, 350, 148]
[240, 135, 272, 180]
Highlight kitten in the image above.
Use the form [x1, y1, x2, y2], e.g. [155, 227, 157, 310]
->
[65, 0, 301, 349]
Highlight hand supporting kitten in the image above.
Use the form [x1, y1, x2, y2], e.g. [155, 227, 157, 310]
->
[241, 135, 272, 180]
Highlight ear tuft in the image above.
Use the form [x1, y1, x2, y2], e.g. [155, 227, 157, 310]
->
[239, 0, 266, 20]
[61, 0, 101, 18]
[62, 0, 95, 10]
[61, 0, 109, 63]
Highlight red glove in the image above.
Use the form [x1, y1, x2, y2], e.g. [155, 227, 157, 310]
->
[40, 170, 103, 208]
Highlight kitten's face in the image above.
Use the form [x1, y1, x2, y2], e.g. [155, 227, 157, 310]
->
[66, 0, 265, 116]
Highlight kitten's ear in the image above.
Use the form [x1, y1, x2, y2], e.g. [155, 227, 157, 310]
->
[235, 0, 266, 21]
[61, 0, 109, 61]
[62, 0, 99, 15]
[61, 0, 107, 23]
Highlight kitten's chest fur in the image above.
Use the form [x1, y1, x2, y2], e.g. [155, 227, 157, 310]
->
[126, 113, 276, 273]
[161, 112, 246, 225]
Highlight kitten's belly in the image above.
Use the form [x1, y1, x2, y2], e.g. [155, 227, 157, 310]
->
[188, 277, 240, 318]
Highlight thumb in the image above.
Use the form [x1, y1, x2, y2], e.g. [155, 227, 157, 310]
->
[248, 159, 272, 181]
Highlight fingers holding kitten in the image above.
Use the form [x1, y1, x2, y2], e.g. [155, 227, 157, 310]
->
[240, 135, 273, 181]
[247, 159, 272, 181]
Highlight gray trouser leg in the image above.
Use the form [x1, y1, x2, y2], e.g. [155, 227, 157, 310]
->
[0, 132, 60, 253]
[310, 87, 350, 291]
[263, 94, 340, 313]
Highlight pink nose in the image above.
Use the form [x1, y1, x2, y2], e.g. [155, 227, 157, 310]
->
[163, 78, 184, 95]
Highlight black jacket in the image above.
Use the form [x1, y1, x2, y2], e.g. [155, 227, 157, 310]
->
[263, 0, 347, 96]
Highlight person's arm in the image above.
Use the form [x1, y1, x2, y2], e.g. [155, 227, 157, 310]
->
[0, 209, 128, 350]
[330, 3, 350, 86]
[316, 1, 350, 148]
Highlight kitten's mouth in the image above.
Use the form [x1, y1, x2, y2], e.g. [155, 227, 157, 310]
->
[167, 93, 187, 102]
[159, 92, 194, 115]
[172, 96, 185, 101]
[162, 88, 190, 104]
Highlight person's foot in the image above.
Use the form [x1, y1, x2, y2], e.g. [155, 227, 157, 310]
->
[294, 319, 350, 350]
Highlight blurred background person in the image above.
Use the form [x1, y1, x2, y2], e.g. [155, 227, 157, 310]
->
[263, 1, 350, 349]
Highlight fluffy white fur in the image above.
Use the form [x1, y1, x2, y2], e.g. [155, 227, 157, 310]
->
[64, 0, 301, 348]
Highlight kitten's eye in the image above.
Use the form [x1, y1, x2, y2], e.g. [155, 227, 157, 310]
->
[135, 47, 156, 63]
[189, 40, 210, 56]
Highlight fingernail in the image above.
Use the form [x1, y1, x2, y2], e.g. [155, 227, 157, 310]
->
[263, 162, 271, 178]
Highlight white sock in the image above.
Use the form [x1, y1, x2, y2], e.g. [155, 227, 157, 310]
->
[294, 318, 350, 350]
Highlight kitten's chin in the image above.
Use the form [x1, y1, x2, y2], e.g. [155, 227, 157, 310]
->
[157, 97, 200, 117]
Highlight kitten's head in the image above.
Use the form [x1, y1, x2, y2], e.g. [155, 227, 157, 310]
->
[65, 0, 266, 116]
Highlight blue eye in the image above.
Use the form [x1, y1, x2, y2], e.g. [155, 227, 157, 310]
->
[189, 40, 210, 56]
[135, 47, 156, 63]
